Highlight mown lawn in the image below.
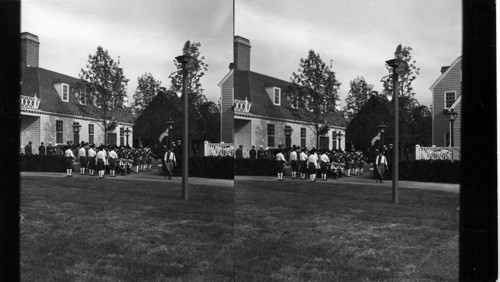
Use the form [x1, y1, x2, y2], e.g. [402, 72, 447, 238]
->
[235, 180, 459, 281]
[21, 176, 458, 281]
[20, 176, 234, 281]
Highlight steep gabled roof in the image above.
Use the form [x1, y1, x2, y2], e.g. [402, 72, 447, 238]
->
[235, 70, 346, 127]
[21, 66, 134, 123]
[429, 56, 462, 91]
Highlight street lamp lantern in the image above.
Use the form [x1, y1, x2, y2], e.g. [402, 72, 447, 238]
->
[385, 58, 409, 204]
[176, 54, 198, 201]
[72, 122, 82, 144]
[166, 118, 175, 130]
[166, 118, 175, 145]
[446, 108, 458, 147]
[124, 128, 131, 146]
[377, 122, 387, 150]
[72, 122, 81, 134]
[377, 122, 387, 134]
[447, 108, 458, 122]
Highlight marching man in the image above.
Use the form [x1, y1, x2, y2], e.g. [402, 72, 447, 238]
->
[164, 147, 176, 180]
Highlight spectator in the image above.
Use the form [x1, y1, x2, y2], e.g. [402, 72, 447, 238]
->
[249, 145, 257, 159]
[235, 145, 243, 159]
[38, 142, 46, 155]
[47, 142, 56, 155]
[25, 141, 33, 155]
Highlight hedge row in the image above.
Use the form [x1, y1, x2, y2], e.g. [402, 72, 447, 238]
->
[21, 155, 234, 179]
[20, 155, 66, 172]
[234, 158, 277, 176]
[398, 160, 459, 184]
[187, 156, 234, 179]
[20, 155, 459, 183]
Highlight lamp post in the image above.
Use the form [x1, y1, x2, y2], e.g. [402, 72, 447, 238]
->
[446, 108, 458, 147]
[332, 131, 337, 150]
[377, 122, 387, 151]
[284, 126, 293, 149]
[338, 132, 343, 151]
[176, 54, 198, 201]
[385, 58, 409, 204]
[124, 128, 130, 146]
[166, 119, 175, 146]
[72, 122, 82, 145]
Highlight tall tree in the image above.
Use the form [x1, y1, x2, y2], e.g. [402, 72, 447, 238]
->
[287, 50, 341, 147]
[168, 40, 208, 107]
[381, 44, 421, 158]
[380, 44, 420, 109]
[344, 76, 374, 121]
[168, 40, 211, 152]
[76, 46, 129, 145]
[132, 73, 161, 117]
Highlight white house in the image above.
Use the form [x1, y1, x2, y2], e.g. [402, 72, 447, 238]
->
[430, 56, 462, 147]
[20, 32, 134, 152]
[218, 36, 346, 152]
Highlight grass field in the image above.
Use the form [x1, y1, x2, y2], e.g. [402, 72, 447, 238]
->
[235, 180, 459, 281]
[21, 175, 458, 281]
[20, 176, 234, 281]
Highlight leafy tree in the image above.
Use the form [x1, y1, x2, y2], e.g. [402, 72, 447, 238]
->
[381, 44, 420, 104]
[381, 44, 421, 158]
[132, 73, 161, 117]
[344, 76, 374, 121]
[76, 46, 129, 145]
[409, 105, 432, 146]
[168, 40, 208, 107]
[167, 41, 214, 154]
[287, 50, 341, 147]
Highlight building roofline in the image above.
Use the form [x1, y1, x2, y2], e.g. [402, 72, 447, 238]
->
[429, 56, 462, 91]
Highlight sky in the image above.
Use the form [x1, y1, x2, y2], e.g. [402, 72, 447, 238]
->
[235, 0, 462, 107]
[21, 0, 233, 105]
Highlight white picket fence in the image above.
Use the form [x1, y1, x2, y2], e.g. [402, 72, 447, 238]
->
[415, 145, 460, 161]
[203, 141, 234, 157]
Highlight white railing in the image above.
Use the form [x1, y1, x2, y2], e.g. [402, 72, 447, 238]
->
[204, 141, 234, 157]
[415, 145, 460, 161]
[234, 98, 252, 112]
[20, 94, 40, 109]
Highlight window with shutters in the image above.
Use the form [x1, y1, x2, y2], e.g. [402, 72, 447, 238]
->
[267, 124, 275, 147]
[56, 120, 63, 143]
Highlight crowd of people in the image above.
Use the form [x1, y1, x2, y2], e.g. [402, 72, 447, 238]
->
[62, 142, 158, 178]
[22, 140, 182, 179]
[236, 144, 389, 182]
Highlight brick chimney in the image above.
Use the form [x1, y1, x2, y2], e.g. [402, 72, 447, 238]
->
[21, 32, 40, 67]
[234, 36, 251, 71]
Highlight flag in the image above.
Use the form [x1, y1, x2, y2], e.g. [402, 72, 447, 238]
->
[371, 132, 381, 146]
[159, 129, 169, 142]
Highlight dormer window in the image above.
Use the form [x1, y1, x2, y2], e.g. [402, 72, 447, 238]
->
[265, 86, 282, 106]
[274, 87, 281, 105]
[62, 84, 69, 102]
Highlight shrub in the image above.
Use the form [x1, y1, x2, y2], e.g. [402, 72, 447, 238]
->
[234, 158, 277, 176]
[20, 155, 66, 172]
[166, 156, 234, 179]
[399, 160, 459, 183]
